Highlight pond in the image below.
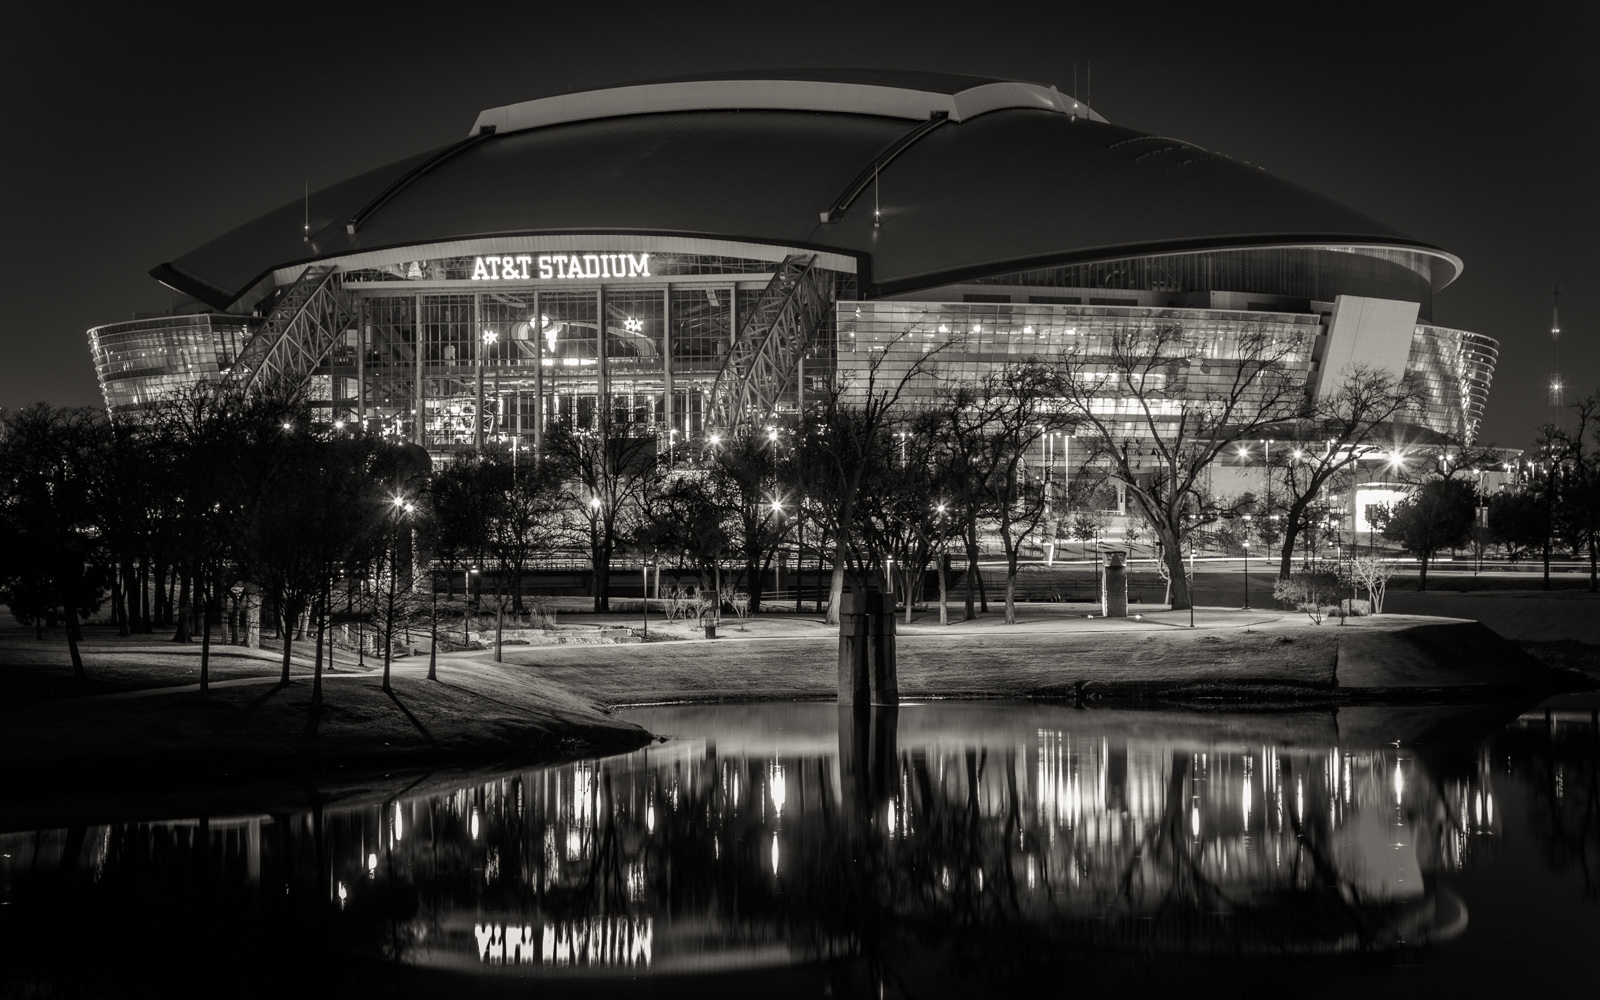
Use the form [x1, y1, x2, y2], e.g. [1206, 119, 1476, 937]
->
[2, 699, 1596, 996]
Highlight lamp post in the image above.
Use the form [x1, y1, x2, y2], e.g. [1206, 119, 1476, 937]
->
[642, 554, 654, 638]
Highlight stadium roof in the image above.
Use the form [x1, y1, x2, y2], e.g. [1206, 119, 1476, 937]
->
[153, 69, 1460, 309]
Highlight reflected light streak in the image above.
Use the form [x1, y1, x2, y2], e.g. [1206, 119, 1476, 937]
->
[769, 762, 787, 817]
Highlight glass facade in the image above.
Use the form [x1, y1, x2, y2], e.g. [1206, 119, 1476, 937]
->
[1409, 323, 1498, 441]
[968, 247, 1439, 320]
[840, 300, 1323, 441]
[88, 315, 259, 413]
[330, 258, 855, 451]
[87, 245, 1493, 451]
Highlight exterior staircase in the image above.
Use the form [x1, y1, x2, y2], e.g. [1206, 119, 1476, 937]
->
[230, 265, 352, 394]
[708, 254, 832, 429]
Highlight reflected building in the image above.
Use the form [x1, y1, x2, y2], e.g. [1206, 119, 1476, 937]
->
[84, 71, 1494, 461]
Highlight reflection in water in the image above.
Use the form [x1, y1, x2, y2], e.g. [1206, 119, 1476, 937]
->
[1, 701, 1596, 995]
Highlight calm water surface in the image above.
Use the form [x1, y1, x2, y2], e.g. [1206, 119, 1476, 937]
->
[3, 700, 1597, 997]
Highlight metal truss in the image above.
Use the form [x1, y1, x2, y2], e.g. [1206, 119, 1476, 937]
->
[231, 266, 353, 394]
[708, 254, 830, 429]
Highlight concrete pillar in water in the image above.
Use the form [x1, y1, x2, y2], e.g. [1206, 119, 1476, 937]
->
[837, 703, 899, 826]
[1102, 549, 1128, 618]
[837, 572, 898, 706]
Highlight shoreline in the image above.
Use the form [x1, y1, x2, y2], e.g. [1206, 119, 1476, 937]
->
[0, 611, 1589, 830]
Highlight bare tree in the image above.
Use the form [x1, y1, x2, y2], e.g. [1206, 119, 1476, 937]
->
[1268, 363, 1422, 578]
[1049, 322, 1304, 610]
[931, 363, 1059, 624]
[792, 327, 952, 624]
[544, 413, 659, 612]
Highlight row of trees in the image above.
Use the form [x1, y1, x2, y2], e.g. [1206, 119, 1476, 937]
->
[7, 315, 1534, 679]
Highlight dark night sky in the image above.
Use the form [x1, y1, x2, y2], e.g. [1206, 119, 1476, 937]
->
[3, 1, 1594, 448]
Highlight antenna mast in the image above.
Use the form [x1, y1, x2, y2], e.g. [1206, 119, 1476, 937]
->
[1549, 283, 1564, 408]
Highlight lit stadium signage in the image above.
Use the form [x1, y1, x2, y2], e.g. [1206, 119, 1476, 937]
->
[471, 253, 651, 281]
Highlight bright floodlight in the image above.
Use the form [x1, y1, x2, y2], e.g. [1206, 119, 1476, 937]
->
[392, 496, 405, 508]
[771, 500, 784, 513]
[482, 329, 498, 344]
[709, 433, 721, 445]
[589, 497, 602, 509]
[768, 429, 779, 442]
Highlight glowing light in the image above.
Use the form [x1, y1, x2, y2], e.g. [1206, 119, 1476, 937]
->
[481, 329, 499, 345]
[623, 316, 643, 333]
[337, 882, 347, 905]
[770, 833, 780, 876]
[394, 803, 404, 842]
[367, 853, 377, 873]
[589, 497, 602, 510]
[769, 762, 787, 816]
[470, 810, 480, 840]
[472, 252, 650, 281]
[1394, 763, 1404, 804]
[1191, 807, 1200, 838]
[708, 434, 721, 446]
[646, 804, 655, 833]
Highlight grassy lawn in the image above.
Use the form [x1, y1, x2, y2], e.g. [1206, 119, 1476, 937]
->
[0, 629, 379, 699]
[0, 634, 648, 799]
[500, 624, 1345, 706]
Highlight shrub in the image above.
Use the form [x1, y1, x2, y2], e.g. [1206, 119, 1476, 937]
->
[1273, 570, 1343, 624]
[1340, 598, 1371, 617]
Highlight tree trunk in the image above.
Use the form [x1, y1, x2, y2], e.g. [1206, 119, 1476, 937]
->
[311, 598, 324, 710]
[1277, 513, 1304, 580]
[110, 569, 126, 638]
[279, 609, 294, 686]
[66, 606, 86, 682]
[746, 555, 762, 615]
[198, 567, 211, 694]
[138, 555, 152, 633]
[592, 550, 611, 612]
[1004, 547, 1018, 625]
[1161, 526, 1192, 610]
[494, 600, 504, 664]
[938, 552, 949, 625]
[1589, 528, 1598, 594]
[428, 601, 438, 682]
[1543, 535, 1552, 591]
[963, 522, 979, 622]
[826, 542, 846, 626]
[1418, 552, 1431, 592]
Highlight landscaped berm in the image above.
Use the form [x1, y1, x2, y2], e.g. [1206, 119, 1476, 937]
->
[0, 605, 1587, 825]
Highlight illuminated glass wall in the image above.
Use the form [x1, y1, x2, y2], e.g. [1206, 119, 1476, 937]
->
[839, 300, 1321, 442]
[335, 259, 854, 453]
[1409, 324, 1498, 442]
[88, 315, 259, 414]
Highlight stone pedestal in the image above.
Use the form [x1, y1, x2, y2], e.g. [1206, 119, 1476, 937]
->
[1101, 549, 1128, 618]
[838, 574, 898, 706]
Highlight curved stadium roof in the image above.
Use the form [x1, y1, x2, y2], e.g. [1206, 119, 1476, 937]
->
[154, 70, 1460, 309]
